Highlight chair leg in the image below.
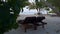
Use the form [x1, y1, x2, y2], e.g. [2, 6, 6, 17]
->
[40, 21, 47, 28]
[41, 21, 47, 25]
[24, 27, 27, 32]
[34, 25, 37, 30]
[22, 24, 28, 32]
[42, 24, 44, 28]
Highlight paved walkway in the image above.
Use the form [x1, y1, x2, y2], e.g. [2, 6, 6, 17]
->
[4, 16, 60, 34]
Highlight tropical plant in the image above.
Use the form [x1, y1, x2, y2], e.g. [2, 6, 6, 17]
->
[0, 0, 28, 34]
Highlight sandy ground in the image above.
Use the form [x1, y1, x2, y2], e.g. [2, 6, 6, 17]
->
[4, 15, 60, 34]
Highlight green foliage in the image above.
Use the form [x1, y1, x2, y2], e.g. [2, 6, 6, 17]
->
[36, 2, 43, 8]
[49, 11, 55, 13]
[35, 0, 47, 15]
[35, 0, 47, 9]
[29, 0, 47, 10]
[47, 0, 60, 11]
[0, 0, 28, 34]
[29, 3, 36, 9]
[45, 7, 50, 11]
[35, 1, 43, 8]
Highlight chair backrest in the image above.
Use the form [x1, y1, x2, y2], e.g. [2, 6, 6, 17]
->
[36, 16, 45, 22]
[23, 16, 45, 24]
[24, 16, 36, 23]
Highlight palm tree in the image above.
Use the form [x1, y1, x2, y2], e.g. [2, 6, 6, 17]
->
[0, 0, 29, 34]
[40, 0, 60, 16]
[29, 0, 45, 15]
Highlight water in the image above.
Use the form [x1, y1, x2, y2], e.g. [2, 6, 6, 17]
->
[19, 6, 48, 15]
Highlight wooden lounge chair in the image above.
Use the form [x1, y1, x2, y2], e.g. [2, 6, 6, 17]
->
[18, 16, 47, 32]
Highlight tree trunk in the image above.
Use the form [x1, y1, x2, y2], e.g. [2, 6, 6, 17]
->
[37, 8, 41, 15]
